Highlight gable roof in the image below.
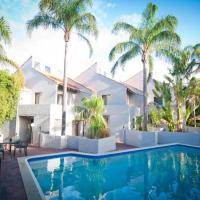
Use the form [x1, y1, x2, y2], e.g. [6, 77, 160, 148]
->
[76, 62, 143, 95]
[33, 68, 93, 92]
[122, 82, 143, 95]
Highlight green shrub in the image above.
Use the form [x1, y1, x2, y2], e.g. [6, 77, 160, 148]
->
[0, 70, 21, 126]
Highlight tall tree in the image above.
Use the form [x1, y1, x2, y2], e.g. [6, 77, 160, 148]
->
[109, 3, 180, 130]
[0, 17, 23, 126]
[0, 17, 19, 69]
[27, 0, 98, 135]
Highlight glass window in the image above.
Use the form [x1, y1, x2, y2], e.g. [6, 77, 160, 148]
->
[102, 95, 108, 105]
[154, 97, 163, 106]
[35, 93, 41, 104]
[57, 94, 63, 105]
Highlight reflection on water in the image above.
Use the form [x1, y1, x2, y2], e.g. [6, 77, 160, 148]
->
[29, 146, 200, 200]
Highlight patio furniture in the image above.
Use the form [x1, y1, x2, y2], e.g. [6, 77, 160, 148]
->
[0, 144, 4, 159]
[13, 141, 28, 157]
[0, 137, 19, 154]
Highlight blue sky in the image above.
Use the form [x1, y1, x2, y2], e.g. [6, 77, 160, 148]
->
[0, 0, 200, 80]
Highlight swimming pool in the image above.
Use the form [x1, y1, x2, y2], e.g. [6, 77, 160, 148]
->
[27, 144, 200, 200]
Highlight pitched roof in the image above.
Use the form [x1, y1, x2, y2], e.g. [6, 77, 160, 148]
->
[123, 82, 143, 95]
[33, 68, 93, 92]
[76, 62, 143, 95]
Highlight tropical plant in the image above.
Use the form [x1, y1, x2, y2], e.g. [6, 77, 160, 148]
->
[27, 0, 98, 135]
[81, 95, 109, 139]
[109, 3, 180, 131]
[153, 75, 200, 131]
[149, 107, 163, 127]
[74, 105, 90, 136]
[0, 17, 20, 70]
[0, 70, 21, 126]
[157, 44, 200, 131]
[0, 17, 24, 88]
[153, 81, 176, 131]
[136, 115, 143, 131]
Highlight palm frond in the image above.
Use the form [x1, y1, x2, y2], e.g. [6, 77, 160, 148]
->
[77, 33, 93, 57]
[0, 54, 19, 69]
[26, 12, 63, 34]
[0, 17, 11, 44]
[142, 3, 158, 28]
[109, 41, 140, 61]
[111, 47, 140, 75]
[74, 13, 98, 38]
[150, 31, 181, 49]
[112, 22, 136, 35]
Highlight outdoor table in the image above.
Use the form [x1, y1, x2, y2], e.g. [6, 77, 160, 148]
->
[0, 139, 18, 154]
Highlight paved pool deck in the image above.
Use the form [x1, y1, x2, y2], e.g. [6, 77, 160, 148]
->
[0, 143, 135, 200]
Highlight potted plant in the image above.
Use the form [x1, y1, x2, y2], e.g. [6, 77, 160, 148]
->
[78, 95, 116, 153]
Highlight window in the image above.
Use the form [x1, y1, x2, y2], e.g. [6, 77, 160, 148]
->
[34, 62, 40, 70]
[154, 97, 163, 106]
[35, 93, 41, 104]
[45, 66, 51, 73]
[127, 90, 133, 105]
[57, 94, 63, 105]
[102, 95, 108, 105]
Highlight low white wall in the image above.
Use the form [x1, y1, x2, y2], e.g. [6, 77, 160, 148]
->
[78, 136, 116, 154]
[67, 136, 80, 150]
[40, 134, 80, 150]
[125, 130, 158, 147]
[185, 126, 200, 133]
[158, 132, 200, 146]
[40, 133, 68, 149]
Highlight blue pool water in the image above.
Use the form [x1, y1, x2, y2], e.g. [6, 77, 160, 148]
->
[29, 145, 200, 200]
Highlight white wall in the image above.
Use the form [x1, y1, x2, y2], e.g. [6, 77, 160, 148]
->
[125, 130, 158, 147]
[21, 57, 57, 105]
[158, 132, 200, 146]
[125, 70, 155, 104]
[76, 65, 141, 135]
[19, 88, 35, 104]
[124, 130, 200, 147]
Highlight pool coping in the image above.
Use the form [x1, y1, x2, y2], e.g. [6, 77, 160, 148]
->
[18, 143, 200, 200]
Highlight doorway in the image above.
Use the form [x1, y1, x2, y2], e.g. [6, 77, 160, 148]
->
[19, 116, 34, 143]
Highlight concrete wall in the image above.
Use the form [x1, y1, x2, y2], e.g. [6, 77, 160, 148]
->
[158, 132, 200, 146]
[76, 65, 141, 135]
[0, 118, 16, 139]
[125, 130, 158, 147]
[124, 130, 200, 147]
[40, 133, 68, 149]
[19, 88, 35, 104]
[125, 70, 155, 105]
[21, 57, 57, 105]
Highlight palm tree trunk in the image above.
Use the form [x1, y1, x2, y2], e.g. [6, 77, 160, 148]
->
[142, 57, 148, 131]
[62, 39, 68, 135]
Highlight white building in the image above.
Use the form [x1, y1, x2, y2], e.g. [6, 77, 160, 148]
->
[0, 57, 146, 145]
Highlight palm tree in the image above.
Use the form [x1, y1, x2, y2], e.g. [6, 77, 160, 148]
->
[27, 0, 98, 135]
[158, 45, 200, 131]
[0, 17, 24, 88]
[109, 3, 180, 130]
[0, 17, 19, 69]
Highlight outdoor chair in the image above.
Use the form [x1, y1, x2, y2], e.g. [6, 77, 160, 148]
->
[0, 153, 2, 174]
[0, 144, 4, 160]
[13, 141, 28, 157]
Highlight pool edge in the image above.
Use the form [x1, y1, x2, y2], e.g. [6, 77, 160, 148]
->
[19, 143, 200, 200]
